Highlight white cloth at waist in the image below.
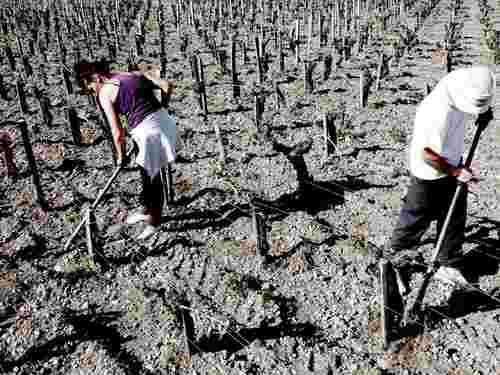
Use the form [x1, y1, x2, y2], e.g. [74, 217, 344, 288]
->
[130, 109, 180, 179]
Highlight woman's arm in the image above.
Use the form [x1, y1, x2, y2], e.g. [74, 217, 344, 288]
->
[143, 71, 175, 98]
[98, 89, 126, 161]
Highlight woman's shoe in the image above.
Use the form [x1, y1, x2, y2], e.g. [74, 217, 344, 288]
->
[434, 266, 468, 287]
[137, 225, 159, 240]
[126, 210, 152, 225]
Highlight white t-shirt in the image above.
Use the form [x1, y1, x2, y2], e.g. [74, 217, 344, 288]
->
[408, 66, 494, 180]
[408, 79, 467, 180]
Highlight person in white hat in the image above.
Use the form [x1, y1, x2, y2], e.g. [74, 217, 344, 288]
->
[385, 65, 495, 296]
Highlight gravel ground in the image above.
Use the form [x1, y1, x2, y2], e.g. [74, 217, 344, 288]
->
[1, 0, 500, 374]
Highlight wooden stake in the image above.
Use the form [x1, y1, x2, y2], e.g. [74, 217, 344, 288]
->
[251, 203, 268, 256]
[329, 5, 335, 45]
[135, 33, 143, 57]
[304, 60, 314, 94]
[361, 69, 368, 108]
[323, 54, 333, 81]
[255, 36, 263, 83]
[34, 86, 53, 127]
[160, 164, 175, 206]
[85, 208, 95, 260]
[294, 18, 300, 65]
[0, 74, 8, 100]
[20, 56, 32, 77]
[274, 80, 285, 111]
[198, 57, 208, 117]
[278, 30, 285, 73]
[214, 123, 225, 163]
[323, 112, 336, 158]
[231, 36, 240, 99]
[190, 55, 203, 112]
[16, 79, 28, 114]
[18, 121, 46, 209]
[0, 132, 17, 178]
[62, 68, 73, 96]
[375, 53, 384, 91]
[6, 46, 16, 71]
[217, 49, 227, 74]
[254, 91, 265, 130]
[67, 107, 82, 145]
[108, 42, 116, 60]
[307, 10, 313, 59]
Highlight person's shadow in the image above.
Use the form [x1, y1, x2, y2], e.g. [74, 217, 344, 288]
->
[419, 215, 500, 329]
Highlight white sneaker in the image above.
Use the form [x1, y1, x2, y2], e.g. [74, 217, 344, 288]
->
[394, 268, 410, 296]
[126, 212, 152, 225]
[137, 225, 159, 240]
[434, 266, 468, 286]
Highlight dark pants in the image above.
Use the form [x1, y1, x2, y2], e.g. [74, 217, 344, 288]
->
[387, 175, 467, 267]
[139, 167, 164, 226]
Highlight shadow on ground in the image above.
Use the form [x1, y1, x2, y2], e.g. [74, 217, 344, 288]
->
[1, 309, 157, 375]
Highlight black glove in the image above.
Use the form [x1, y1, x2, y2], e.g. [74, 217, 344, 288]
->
[117, 152, 131, 167]
[476, 107, 493, 130]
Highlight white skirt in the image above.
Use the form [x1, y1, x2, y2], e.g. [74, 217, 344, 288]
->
[130, 109, 181, 179]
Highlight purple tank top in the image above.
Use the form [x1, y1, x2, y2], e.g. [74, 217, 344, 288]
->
[111, 73, 162, 130]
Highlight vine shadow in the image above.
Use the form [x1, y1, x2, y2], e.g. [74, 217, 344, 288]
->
[2, 308, 156, 375]
[193, 293, 320, 354]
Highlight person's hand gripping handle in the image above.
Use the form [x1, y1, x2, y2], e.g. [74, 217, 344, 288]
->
[456, 107, 494, 192]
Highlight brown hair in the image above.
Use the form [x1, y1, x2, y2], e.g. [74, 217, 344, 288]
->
[74, 58, 111, 82]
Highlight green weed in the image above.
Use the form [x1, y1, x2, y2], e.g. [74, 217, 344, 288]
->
[63, 206, 81, 226]
[223, 272, 241, 305]
[368, 96, 385, 110]
[207, 368, 224, 375]
[208, 159, 225, 177]
[303, 222, 322, 242]
[0, 32, 16, 48]
[207, 64, 224, 82]
[240, 127, 258, 146]
[208, 239, 241, 256]
[352, 207, 368, 226]
[207, 95, 225, 112]
[383, 191, 401, 210]
[159, 303, 177, 322]
[63, 254, 97, 274]
[271, 222, 289, 241]
[319, 95, 337, 113]
[159, 335, 177, 369]
[287, 79, 305, 97]
[383, 32, 402, 49]
[336, 127, 353, 145]
[127, 288, 145, 321]
[256, 288, 273, 305]
[175, 79, 193, 97]
[144, 15, 160, 32]
[352, 368, 383, 375]
[384, 126, 405, 144]
[335, 239, 369, 257]
[368, 15, 385, 34]
[222, 176, 241, 195]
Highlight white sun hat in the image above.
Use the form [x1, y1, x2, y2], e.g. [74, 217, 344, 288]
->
[444, 65, 495, 116]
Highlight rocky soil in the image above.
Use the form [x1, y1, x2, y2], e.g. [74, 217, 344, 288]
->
[1, 0, 499, 374]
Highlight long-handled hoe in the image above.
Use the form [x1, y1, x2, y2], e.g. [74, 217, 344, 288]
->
[63, 144, 137, 255]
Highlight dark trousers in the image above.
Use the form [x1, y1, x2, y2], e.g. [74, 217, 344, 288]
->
[139, 167, 164, 226]
[388, 175, 467, 267]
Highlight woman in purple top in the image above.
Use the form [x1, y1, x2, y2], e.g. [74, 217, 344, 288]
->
[74, 59, 177, 240]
